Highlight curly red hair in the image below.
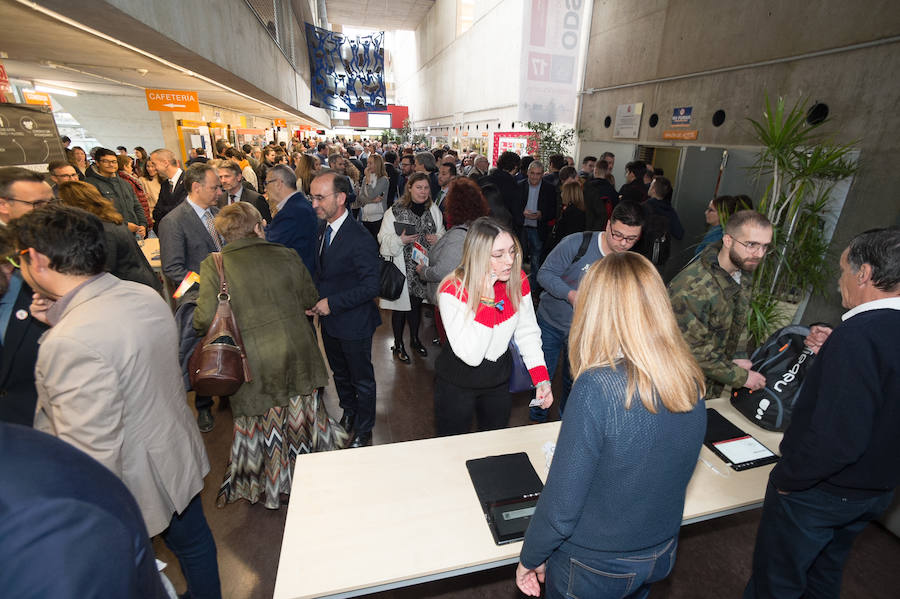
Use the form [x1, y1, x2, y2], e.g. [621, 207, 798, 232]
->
[443, 177, 489, 228]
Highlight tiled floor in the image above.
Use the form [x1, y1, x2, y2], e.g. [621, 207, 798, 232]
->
[155, 308, 900, 598]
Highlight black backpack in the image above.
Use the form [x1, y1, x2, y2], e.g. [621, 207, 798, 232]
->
[731, 325, 815, 432]
[646, 213, 671, 266]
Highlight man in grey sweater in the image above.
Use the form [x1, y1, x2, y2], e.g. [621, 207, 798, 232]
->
[532, 201, 644, 421]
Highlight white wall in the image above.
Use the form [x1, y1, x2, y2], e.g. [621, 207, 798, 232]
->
[395, 0, 524, 134]
[54, 93, 165, 153]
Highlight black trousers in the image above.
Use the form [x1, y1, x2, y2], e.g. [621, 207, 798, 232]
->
[321, 329, 377, 434]
[434, 376, 511, 436]
[195, 395, 214, 411]
[362, 219, 382, 238]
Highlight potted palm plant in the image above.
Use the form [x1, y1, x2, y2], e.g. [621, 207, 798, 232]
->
[745, 95, 857, 343]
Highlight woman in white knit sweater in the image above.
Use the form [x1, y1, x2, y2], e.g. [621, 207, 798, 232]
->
[435, 217, 553, 435]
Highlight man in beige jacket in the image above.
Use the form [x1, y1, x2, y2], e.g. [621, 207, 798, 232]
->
[11, 205, 221, 599]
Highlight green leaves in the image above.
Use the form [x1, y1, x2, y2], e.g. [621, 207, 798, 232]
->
[522, 121, 579, 163]
[746, 93, 857, 344]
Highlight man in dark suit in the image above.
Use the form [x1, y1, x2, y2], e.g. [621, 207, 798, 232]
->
[150, 148, 188, 233]
[0, 232, 49, 426]
[0, 167, 54, 426]
[0, 422, 168, 598]
[346, 146, 364, 174]
[216, 161, 272, 223]
[383, 150, 400, 208]
[483, 150, 522, 233]
[515, 160, 557, 289]
[307, 172, 381, 448]
[158, 163, 222, 432]
[265, 165, 318, 275]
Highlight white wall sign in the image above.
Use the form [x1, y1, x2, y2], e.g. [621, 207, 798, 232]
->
[518, 0, 588, 125]
[614, 103, 643, 139]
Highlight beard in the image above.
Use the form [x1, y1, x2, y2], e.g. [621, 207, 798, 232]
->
[730, 246, 762, 272]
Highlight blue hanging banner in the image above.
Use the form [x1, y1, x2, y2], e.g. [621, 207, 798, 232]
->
[305, 24, 386, 113]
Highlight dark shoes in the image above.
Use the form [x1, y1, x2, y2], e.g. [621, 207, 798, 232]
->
[339, 411, 355, 433]
[410, 338, 428, 357]
[392, 342, 411, 363]
[349, 432, 373, 448]
[393, 338, 429, 361]
[197, 408, 214, 433]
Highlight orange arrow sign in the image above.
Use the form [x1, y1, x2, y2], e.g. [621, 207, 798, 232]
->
[146, 88, 200, 112]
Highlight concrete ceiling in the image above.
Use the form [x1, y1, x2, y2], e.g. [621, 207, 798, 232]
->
[0, 0, 320, 125]
[325, 0, 434, 31]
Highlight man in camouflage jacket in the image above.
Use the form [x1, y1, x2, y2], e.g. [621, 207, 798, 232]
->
[669, 210, 772, 398]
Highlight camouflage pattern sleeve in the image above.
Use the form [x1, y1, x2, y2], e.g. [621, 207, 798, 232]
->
[669, 273, 748, 393]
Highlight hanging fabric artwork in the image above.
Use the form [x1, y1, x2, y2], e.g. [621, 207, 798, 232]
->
[305, 24, 386, 113]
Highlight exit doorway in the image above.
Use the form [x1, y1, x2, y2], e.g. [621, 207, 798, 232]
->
[636, 145, 682, 186]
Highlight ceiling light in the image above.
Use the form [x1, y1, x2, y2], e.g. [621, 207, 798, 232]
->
[34, 84, 77, 97]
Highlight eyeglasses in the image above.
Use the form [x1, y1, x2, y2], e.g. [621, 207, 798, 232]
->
[732, 238, 772, 255]
[309, 192, 338, 203]
[1, 196, 54, 209]
[608, 228, 640, 243]
[97, 158, 118, 165]
[6, 248, 29, 269]
[264, 178, 280, 186]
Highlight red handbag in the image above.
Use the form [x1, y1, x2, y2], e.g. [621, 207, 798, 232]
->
[188, 253, 252, 396]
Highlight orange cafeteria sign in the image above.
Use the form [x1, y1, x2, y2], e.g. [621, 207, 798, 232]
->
[274, 118, 287, 127]
[23, 91, 52, 106]
[146, 89, 200, 112]
[663, 129, 699, 140]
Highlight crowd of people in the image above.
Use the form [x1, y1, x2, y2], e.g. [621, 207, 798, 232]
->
[0, 134, 897, 599]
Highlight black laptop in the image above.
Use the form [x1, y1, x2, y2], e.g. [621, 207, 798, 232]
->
[466, 452, 543, 545]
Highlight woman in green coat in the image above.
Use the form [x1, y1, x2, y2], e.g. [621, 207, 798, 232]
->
[194, 201, 346, 509]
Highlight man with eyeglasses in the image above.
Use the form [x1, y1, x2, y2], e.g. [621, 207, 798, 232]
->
[531, 201, 645, 422]
[9, 205, 220, 597]
[669, 209, 773, 399]
[0, 167, 54, 227]
[85, 147, 147, 239]
[47, 160, 79, 196]
[264, 165, 317, 275]
[0, 182, 50, 426]
[306, 171, 381, 448]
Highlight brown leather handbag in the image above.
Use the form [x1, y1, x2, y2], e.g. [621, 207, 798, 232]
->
[188, 253, 252, 396]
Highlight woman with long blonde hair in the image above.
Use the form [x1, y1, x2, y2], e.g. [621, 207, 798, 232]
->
[354, 153, 389, 238]
[434, 216, 552, 435]
[517, 251, 705, 599]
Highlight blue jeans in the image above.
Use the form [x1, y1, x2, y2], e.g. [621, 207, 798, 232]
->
[530, 316, 574, 422]
[545, 537, 678, 599]
[160, 494, 221, 599]
[744, 482, 894, 599]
